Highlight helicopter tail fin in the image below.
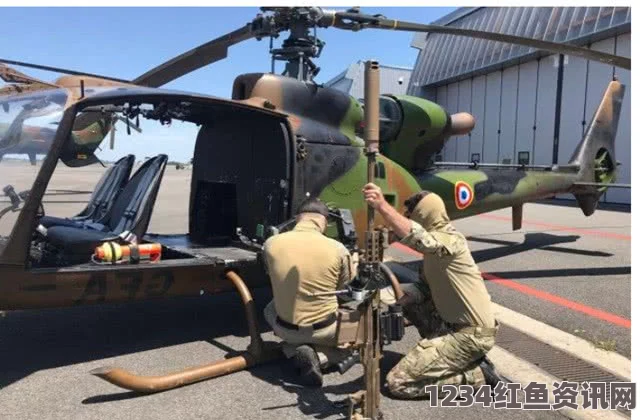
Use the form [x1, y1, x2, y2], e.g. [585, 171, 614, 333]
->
[567, 79, 625, 216]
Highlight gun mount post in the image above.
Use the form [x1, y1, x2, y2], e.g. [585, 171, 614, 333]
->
[346, 59, 385, 420]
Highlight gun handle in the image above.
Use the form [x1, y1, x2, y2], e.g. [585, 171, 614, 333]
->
[338, 352, 360, 374]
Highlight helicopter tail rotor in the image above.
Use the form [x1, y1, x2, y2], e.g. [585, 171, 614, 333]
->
[568, 79, 625, 215]
[106, 115, 143, 150]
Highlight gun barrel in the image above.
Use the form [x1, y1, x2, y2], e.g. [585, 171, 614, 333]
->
[364, 60, 380, 231]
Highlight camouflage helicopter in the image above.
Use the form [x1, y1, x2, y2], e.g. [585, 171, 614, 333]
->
[0, 63, 143, 164]
[0, 6, 630, 394]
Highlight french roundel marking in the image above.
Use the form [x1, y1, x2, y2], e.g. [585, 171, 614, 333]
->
[454, 181, 474, 210]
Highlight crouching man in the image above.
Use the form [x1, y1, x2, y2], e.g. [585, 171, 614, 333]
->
[262, 198, 356, 387]
[363, 183, 502, 399]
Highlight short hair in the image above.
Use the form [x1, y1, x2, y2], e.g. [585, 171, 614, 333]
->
[296, 198, 329, 219]
[404, 191, 432, 215]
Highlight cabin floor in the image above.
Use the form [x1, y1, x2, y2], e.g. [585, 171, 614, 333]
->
[29, 232, 258, 271]
[143, 233, 259, 264]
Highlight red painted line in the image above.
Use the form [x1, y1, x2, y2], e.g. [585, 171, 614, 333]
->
[389, 243, 631, 329]
[483, 273, 631, 329]
[478, 213, 631, 241]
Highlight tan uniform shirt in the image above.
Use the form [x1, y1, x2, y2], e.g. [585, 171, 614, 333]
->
[401, 220, 495, 328]
[263, 219, 354, 326]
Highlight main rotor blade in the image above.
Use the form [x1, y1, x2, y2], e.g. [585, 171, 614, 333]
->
[0, 63, 57, 86]
[133, 24, 254, 88]
[333, 13, 631, 70]
[0, 58, 131, 83]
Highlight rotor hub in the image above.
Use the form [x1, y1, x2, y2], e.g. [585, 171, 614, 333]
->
[593, 148, 615, 189]
[250, 7, 333, 81]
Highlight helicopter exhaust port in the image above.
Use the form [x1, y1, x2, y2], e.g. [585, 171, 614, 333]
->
[89, 270, 283, 393]
[449, 112, 476, 136]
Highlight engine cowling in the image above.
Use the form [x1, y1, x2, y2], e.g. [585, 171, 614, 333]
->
[373, 95, 475, 171]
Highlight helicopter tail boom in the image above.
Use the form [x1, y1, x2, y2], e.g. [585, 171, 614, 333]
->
[567, 79, 624, 216]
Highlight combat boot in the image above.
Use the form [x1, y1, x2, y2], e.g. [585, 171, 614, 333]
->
[292, 345, 323, 387]
[479, 356, 509, 389]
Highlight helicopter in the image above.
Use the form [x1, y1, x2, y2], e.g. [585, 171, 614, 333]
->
[0, 6, 630, 394]
[0, 63, 142, 165]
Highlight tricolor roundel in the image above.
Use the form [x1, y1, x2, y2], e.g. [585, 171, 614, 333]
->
[454, 181, 474, 210]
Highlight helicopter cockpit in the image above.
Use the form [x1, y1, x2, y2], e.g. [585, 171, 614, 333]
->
[1, 87, 294, 270]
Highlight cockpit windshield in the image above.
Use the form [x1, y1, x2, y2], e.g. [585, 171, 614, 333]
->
[0, 89, 67, 239]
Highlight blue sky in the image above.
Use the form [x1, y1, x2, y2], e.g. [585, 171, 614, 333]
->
[0, 7, 455, 161]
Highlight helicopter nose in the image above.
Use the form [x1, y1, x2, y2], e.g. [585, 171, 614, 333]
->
[449, 112, 476, 136]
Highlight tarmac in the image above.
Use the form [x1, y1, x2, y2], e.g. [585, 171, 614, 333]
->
[0, 163, 632, 419]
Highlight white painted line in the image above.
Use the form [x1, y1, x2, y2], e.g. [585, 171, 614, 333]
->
[490, 346, 628, 420]
[493, 304, 631, 380]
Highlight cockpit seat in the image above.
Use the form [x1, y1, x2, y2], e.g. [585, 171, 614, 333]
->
[46, 154, 168, 263]
[39, 154, 135, 228]
[46, 226, 119, 256]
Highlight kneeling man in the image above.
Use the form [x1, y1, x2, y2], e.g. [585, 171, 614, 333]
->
[363, 183, 502, 399]
[263, 198, 356, 386]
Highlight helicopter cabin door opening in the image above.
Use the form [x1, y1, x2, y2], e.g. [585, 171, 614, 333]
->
[189, 108, 292, 245]
[16, 92, 294, 274]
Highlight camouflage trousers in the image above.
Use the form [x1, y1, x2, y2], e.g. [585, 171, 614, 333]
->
[382, 282, 497, 399]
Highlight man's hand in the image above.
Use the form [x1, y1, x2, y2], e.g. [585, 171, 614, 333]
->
[362, 183, 413, 239]
[362, 183, 386, 210]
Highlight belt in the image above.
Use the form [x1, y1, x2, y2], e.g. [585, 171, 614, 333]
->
[452, 320, 499, 337]
[276, 313, 337, 331]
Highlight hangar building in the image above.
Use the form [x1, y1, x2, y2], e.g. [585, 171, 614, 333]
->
[408, 7, 631, 204]
[324, 60, 413, 97]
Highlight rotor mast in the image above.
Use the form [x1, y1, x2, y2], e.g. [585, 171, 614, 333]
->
[271, 21, 322, 81]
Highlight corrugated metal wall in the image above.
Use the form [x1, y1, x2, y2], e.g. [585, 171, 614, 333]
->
[409, 7, 630, 88]
[609, 33, 630, 204]
[349, 64, 412, 99]
[469, 76, 486, 163]
[325, 62, 412, 98]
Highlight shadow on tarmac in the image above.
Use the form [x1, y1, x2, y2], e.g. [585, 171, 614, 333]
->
[535, 198, 630, 214]
[248, 350, 406, 419]
[468, 233, 613, 264]
[388, 232, 625, 285]
[486, 266, 630, 280]
[0, 287, 274, 390]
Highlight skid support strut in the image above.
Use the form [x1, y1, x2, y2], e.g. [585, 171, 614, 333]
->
[90, 270, 282, 393]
